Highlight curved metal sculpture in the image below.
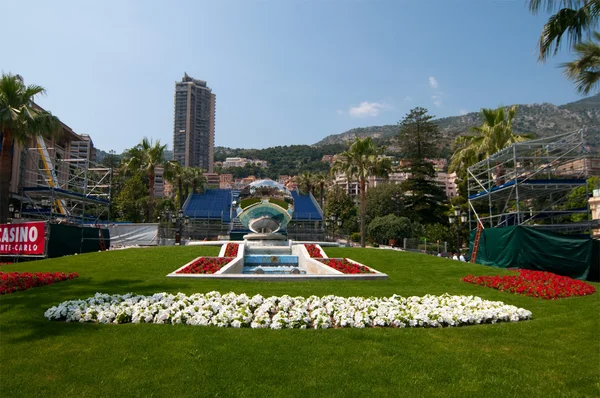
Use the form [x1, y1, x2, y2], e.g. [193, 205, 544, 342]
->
[235, 180, 294, 233]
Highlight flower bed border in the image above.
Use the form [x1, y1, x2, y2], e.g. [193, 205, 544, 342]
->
[45, 291, 532, 329]
[168, 242, 388, 280]
[462, 269, 596, 299]
[1, 271, 79, 295]
[318, 258, 375, 274]
[176, 257, 234, 274]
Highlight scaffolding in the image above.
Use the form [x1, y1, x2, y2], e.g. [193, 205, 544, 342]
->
[18, 138, 112, 225]
[467, 130, 594, 234]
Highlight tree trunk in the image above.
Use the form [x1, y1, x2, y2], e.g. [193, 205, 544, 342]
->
[183, 184, 189, 203]
[319, 185, 324, 209]
[148, 169, 155, 222]
[177, 177, 183, 210]
[0, 130, 14, 224]
[360, 178, 366, 248]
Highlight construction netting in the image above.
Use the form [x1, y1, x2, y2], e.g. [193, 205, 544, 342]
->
[469, 226, 598, 281]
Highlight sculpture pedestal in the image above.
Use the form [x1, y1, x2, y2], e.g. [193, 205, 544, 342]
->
[243, 233, 289, 247]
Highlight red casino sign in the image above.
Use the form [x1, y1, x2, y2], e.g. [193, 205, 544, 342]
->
[0, 222, 46, 255]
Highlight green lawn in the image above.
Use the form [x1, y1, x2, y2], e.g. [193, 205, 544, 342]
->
[1, 247, 599, 397]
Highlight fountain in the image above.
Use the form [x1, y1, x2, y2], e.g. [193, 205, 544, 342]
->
[168, 180, 387, 280]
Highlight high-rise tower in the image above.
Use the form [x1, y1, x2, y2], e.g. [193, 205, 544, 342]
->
[173, 73, 215, 171]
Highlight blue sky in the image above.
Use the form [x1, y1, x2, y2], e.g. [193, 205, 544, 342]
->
[4, 0, 586, 153]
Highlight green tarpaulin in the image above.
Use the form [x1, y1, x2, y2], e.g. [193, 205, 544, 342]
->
[48, 223, 110, 258]
[468, 226, 598, 281]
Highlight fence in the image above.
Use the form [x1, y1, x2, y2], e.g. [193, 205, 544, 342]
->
[403, 238, 448, 254]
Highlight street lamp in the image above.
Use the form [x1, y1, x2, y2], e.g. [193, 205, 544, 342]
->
[174, 209, 184, 245]
[448, 206, 468, 252]
[184, 215, 190, 240]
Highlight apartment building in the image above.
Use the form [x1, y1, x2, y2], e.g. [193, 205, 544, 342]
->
[172, 73, 215, 171]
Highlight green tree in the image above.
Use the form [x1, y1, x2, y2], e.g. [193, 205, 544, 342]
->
[164, 160, 185, 210]
[123, 138, 166, 220]
[332, 137, 392, 247]
[561, 31, 600, 94]
[424, 223, 452, 247]
[529, 0, 599, 61]
[367, 215, 413, 245]
[529, 1, 599, 94]
[323, 185, 358, 236]
[182, 167, 207, 200]
[312, 172, 329, 209]
[294, 172, 313, 194]
[449, 106, 534, 179]
[0, 73, 62, 223]
[115, 173, 147, 222]
[365, 183, 405, 223]
[397, 107, 440, 159]
[101, 150, 121, 169]
[400, 161, 447, 224]
[563, 176, 599, 221]
[398, 107, 447, 224]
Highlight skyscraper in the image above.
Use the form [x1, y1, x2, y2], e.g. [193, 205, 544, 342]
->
[173, 73, 215, 171]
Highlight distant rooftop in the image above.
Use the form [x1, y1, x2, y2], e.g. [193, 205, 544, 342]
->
[180, 72, 207, 87]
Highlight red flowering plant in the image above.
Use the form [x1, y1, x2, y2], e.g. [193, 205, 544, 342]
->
[462, 269, 596, 299]
[304, 244, 323, 258]
[0, 272, 79, 295]
[318, 258, 374, 274]
[176, 257, 233, 274]
[224, 243, 239, 257]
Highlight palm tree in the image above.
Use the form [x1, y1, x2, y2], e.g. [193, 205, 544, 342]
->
[561, 31, 600, 94]
[529, 0, 600, 61]
[449, 106, 534, 178]
[312, 172, 330, 209]
[295, 172, 313, 194]
[331, 137, 391, 247]
[181, 167, 207, 201]
[163, 160, 185, 210]
[0, 73, 61, 223]
[123, 138, 166, 220]
[190, 167, 207, 194]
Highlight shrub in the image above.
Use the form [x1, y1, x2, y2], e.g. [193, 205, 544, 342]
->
[367, 215, 412, 244]
[350, 232, 361, 243]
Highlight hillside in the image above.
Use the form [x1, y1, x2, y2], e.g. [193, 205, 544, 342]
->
[315, 94, 600, 152]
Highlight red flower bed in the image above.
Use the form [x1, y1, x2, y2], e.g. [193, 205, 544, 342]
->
[0, 272, 79, 295]
[319, 258, 374, 274]
[176, 257, 233, 274]
[224, 243, 239, 257]
[462, 269, 596, 299]
[304, 244, 323, 258]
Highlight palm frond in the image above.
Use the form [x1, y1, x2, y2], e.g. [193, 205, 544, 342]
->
[529, 1, 588, 14]
[560, 30, 600, 94]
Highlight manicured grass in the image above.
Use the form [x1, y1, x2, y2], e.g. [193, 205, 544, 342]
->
[1, 246, 599, 397]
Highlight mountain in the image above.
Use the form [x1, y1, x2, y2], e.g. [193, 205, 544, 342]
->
[314, 94, 600, 152]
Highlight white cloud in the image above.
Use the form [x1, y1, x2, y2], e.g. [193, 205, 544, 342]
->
[459, 109, 468, 115]
[348, 101, 390, 118]
[428, 76, 439, 89]
[337, 109, 344, 115]
[431, 95, 443, 107]
[403, 96, 413, 102]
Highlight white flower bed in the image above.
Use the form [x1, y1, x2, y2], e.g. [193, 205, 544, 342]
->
[44, 292, 532, 329]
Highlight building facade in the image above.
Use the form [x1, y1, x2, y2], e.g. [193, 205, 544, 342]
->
[153, 166, 165, 198]
[69, 134, 96, 162]
[172, 73, 215, 172]
[222, 157, 268, 169]
[332, 170, 457, 198]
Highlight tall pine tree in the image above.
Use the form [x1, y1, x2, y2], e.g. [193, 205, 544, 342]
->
[397, 107, 447, 224]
